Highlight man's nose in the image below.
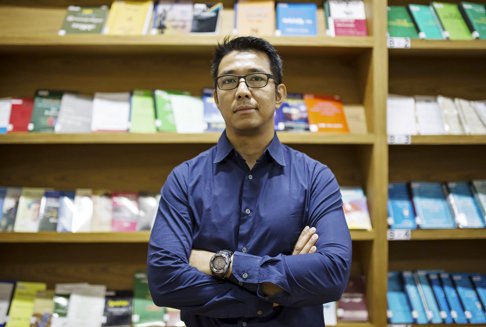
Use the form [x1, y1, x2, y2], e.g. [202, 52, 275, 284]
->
[235, 77, 251, 98]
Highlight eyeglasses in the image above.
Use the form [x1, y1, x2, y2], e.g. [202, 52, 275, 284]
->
[216, 73, 274, 90]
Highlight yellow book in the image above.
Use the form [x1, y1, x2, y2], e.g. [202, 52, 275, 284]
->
[6, 282, 47, 327]
[104, 0, 154, 35]
[236, 0, 276, 36]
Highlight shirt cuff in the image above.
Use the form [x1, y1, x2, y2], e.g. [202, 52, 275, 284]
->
[231, 251, 262, 285]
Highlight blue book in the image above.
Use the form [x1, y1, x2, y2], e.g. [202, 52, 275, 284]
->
[276, 3, 317, 36]
[388, 183, 417, 230]
[415, 271, 443, 323]
[440, 273, 468, 324]
[387, 272, 414, 324]
[428, 272, 453, 324]
[411, 182, 456, 229]
[402, 271, 429, 323]
[452, 273, 486, 323]
[447, 181, 485, 228]
[202, 88, 225, 131]
[275, 93, 309, 131]
[471, 274, 486, 313]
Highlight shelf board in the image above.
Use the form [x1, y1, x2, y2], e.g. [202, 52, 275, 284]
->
[390, 229, 486, 241]
[0, 35, 374, 55]
[389, 39, 486, 57]
[388, 135, 486, 145]
[0, 132, 375, 145]
[350, 230, 376, 241]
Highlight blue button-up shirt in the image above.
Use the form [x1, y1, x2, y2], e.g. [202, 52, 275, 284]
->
[148, 132, 352, 327]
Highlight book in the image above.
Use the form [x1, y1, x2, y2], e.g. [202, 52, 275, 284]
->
[67, 284, 106, 327]
[436, 95, 464, 135]
[0, 188, 22, 232]
[154, 90, 178, 132]
[30, 290, 54, 327]
[91, 190, 113, 232]
[104, 0, 153, 35]
[59, 5, 109, 35]
[451, 273, 486, 323]
[387, 6, 419, 38]
[276, 3, 317, 36]
[132, 272, 166, 327]
[57, 191, 76, 233]
[471, 180, 486, 218]
[446, 181, 485, 228]
[337, 276, 368, 321]
[129, 90, 157, 133]
[165, 307, 184, 326]
[235, 0, 276, 36]
[325, 0, 368, 36]
[51, 283, 89, 327]
[55, 93, 94, 133]
[202, 88, 225, 131]
[112, 192, 139, 231]
[415, 96, 446, 135]
[471, 274, 486, 314]
[275, 93, 309, 131]
[38, 190, 61, 232]
[30, 90, 64, 132]
[13, 188, 45, 232]
[440, 272, 468, 324]
[414, 271, 443, 324]
[171, 93, 206, 133]
[459, 2, 486, 39]
[340, 187, 372, 230]
[343, 105, 367, 134]
[410, 182, 456, 229]
[0, 98, 11, 134]
[387, 272, 414, 324]
[304, 94, 349, 133]
[455, 98, 486, 135]
[102, 290, 133, 327]
[432, 2, 473, 40]
[402, 271, 429, 323]
[191, 3, 223, 33]
[91, 92, 130, 132]
[152, 0, 193, 35]
[137, 193, 158, 231]
[408, 4, 445, 39]
[72, 189, 94, 233]
[386, 94, 417, 135]
[472, 100, 486, 127]
[0, 281, 15, 327]
[388, 183, 417, 230]
[427, 272, 453, 324]
[7, 282, 47, 327]
[323, 301, 337, 326]
[8, 98, 34, 133]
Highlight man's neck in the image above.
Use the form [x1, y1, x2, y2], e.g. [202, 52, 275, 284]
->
[226, 128, 274, 170]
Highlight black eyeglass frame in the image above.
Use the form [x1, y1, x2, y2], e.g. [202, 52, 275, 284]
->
[215, 73, 275, 90]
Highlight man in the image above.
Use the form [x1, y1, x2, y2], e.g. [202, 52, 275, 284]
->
[147, 36, 352, 327]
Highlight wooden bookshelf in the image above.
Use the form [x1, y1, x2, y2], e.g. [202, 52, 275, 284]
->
[389, 229, 486, 241]
[389, 39, 486, 56]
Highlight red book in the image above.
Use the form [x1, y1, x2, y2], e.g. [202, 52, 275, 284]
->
[8, 98, 34, 132]
[111, 192, 139, 232]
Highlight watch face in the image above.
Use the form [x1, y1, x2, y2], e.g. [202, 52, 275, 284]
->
[213, 256, 227, 271]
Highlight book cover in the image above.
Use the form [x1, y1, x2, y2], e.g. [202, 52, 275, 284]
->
[55, 93, 93, 133]
[132, 272, 166, 327]
[112, 192, 139, 232]
[30, 290, 54, 327]
[236, 0, 276, 36]
[30, 90, 64, 132]
[7, 282, 46, 327]
[388, 183, 417, 230]
[340, 187, 372, 230]
[13, 188, 45, 232]
[471, 274, 486, 313]
[411, 182, 456, 229]
[471, 180, 486, 218]
[129, 90, 157, 133]
[91, 190, 113, 232]
[343, 105, 367, 134]
[8, 98, 34, 133]
[38, 190, 61, 232]
[415, 271, 443, 324]
[436, 95, 464, 134]
[451, 273, 486, 323]
[202, 88, 225, 131]
[276, 3, 317, 36]
[387, 6, 419, 38]
[459, 2, 486, 39]
[276, 93, 309, 131]
[432, 2, 472, 40]
[57, 191, 76, 233]
[427, 272, 453, 324]
[323, 301, 337, 326]
[408, 4, 445, 39]
[0, 281, 15, 327]
[0, 98, 11, 134]
[191, 3, 223, 33]
[472, 100, 486, 127]
[72, 189, 93, 233]
[387, 272, 414, 324]
[415, 96, 446, 135]
[0, 188, 22, 232]
[104, 0, 153, 35]
[102, 290, 133, 327]
[137, 193, 158, 231]
[51, 283, 89, 327]
[326, 0, 368, 36]
[59, 5, 109, 35]
[455, 98, 486, 135]
[154, 89, 178, 132]
[402, 271, 429, 323]
[171, 93, 206, 133]
[386, 94, 417, 135]
[304, 94, 349, 133]
[152, 0, 193, 35]
[165, 307, 184, 326]
[446, 181, 485, 228]
[67, 284, 106, 327]
[440, 272, 468, 324]
[337, 276, 368, 321]
[91, 92, 130, 132]
[0, 188, 6, 227]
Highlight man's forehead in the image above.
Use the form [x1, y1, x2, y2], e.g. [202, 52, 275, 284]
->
[218, 50, 271, 74]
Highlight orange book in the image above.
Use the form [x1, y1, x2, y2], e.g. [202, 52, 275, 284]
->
[304, 94, 349, 133]
[236, 0, 275, 36]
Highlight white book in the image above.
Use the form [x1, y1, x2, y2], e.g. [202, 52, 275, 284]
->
[415, 96, 446, 135]
[56, 93, 93, 133]
[151, 0, 193, 35]
[13, 187, 45, 232]
[67, 284, 106, 327]
[455, 98, 486, 134]
[387, 94, 417, 135]
[327, 0, 367, 36]
[52, 283, 90, 327]
[170, 94, 206, 133]
[137, 193, 158, 231]
[0, 98, 11, 133]
[436, 96, 464, 134]
[323, 301, 337, 326]
[472, 100, 486, 128]
[91, 190, 113, 232]
[91, 92, 130, 132]
[72, 189, 93, 232]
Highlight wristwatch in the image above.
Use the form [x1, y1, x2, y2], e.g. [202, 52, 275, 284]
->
[210, 250, 233, 279]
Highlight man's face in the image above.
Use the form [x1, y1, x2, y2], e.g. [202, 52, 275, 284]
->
[214, 50, 286, 135]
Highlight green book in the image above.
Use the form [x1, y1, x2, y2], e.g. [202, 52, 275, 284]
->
[30, 90, 63, 132]
[459, 2, 486, 39]
[408, 4, 445, 39]
[388, 6, 419, 38]
[432, 2, 473, 40]
[154, 90, 188, 132]
[129, 90, 157, 133]
[132, 272, 166, 327]
[58, 5, 109, 35]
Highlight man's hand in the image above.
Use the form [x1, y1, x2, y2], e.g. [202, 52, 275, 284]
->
[292, 226, 318, 255]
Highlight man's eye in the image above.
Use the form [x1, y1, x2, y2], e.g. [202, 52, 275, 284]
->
[222, 78, 236, 84]
[249, 75, 264, 81]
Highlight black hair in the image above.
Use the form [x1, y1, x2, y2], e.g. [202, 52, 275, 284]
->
[211, 36, 283, 88]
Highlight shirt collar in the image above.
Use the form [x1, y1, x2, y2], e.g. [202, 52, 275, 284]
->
[213, 131, 286, 167]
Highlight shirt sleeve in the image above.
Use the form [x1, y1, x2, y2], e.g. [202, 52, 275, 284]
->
[147, 164, 273, 319]
[230, 165, 352, 307]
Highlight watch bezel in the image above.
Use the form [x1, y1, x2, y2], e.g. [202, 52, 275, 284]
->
[210, 250, 233, 279]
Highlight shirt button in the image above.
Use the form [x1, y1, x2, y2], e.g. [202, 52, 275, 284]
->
[245, 208, 251, 215]
[242, 272, 248, 279]
[257, 310, 263, 316]
[242, 322, 247, 327]
[248, 174, 253, 180]
[242, 247, 248, 253]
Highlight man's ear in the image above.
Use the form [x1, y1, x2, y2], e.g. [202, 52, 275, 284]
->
[275, 84, 287, 107]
